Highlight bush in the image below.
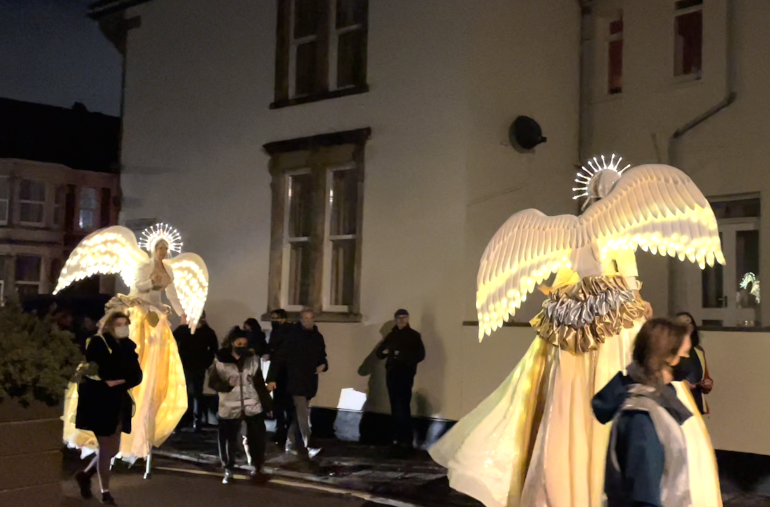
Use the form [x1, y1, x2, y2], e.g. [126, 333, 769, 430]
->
[0, 304, 82, 407]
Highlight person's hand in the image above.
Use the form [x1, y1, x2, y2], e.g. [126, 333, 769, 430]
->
[267, 411, 273, 418]
[267, 382, 277, 392]
[262, 354, 270, 361]
[381, 349, 389, 356]
[106, 380, 126, 387]
[643, 301, 653, 319]
[316, 365, 326, 375]
[701, 377, 714, 393]
[229, 378, 239, 387]
[180, 313, 188, 326]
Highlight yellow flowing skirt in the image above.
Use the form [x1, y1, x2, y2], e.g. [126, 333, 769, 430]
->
[429, 323, 722, 507]
[62, 305, 187, 462]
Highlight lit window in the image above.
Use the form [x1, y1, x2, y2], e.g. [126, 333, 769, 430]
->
[674, 0, 703, 78]
[608, 13, 623, 94]
[78, 187, 99, 231]
[19, 179, 46, 226]
[0, 176, 9, 226]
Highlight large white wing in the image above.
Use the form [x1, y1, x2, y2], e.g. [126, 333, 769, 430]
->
[165, 253, 209, 331]
[54, 226, 149, 294]
[581, 164, 724, 268]
[477, 209, 580, 340]
[477, 164, 724, 341]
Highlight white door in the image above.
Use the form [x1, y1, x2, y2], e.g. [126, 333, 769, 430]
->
[690, 220, 760, 327]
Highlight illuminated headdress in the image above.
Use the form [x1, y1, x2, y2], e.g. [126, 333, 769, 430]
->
[573, 154, 632, 210]
[139, 223, 183, 255]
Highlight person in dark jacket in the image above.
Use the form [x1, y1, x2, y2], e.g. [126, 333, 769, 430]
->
[209, 328, 274, 484]
[592, 318, 693, 507]
[376, 309, 426, 447]
[267, 308, 328, 457]
[175, 310, 219, 431]
[74, 311, 143, 505]
[267, 308, 293, 445]
[672, 312, 713, 414]
[244, 317, 268, 356]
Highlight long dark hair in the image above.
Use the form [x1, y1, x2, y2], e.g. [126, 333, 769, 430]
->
[224, 326, 248, 349]
[244, 318, 261, 333]
[632, 318, 688, 387]
[675, 311, 700, 348]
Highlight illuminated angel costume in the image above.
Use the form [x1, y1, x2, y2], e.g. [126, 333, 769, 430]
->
[59, 224, 209, 465]
[429, 158, 724, 507]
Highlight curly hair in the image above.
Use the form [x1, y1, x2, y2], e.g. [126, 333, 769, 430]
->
[632, 318, 688, 387]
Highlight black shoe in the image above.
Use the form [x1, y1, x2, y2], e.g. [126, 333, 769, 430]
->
[101, 491, 117, 505]
[250, 469, 270, 484]
[75, 471, 92, 499]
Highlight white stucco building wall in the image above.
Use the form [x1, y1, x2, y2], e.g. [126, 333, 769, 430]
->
[115, 0, 581, 421]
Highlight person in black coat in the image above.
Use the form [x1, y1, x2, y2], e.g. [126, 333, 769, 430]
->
[266, 308, 293, 445]
[267, 309, 328, 457]
[244, 317, 268, 357]
[376, 309, 426, 447]
[672, 312, 713, 414]
[175, 310, 219, 431]
[74, 311, 143, 505]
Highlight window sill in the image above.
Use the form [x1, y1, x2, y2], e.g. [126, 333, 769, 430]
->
[261, 311, 363, 324]
[270, 85, 370, 110]
[700, 325, 768, 333]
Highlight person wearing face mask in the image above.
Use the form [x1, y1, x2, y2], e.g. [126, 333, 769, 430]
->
[209, 328, 273, 484]
[175, 310, 219, 431]
[593, 318, 721, 507]
[672, 312, 713, 415]
[266, 309, 292, 446]
[73, 311, 143, 505]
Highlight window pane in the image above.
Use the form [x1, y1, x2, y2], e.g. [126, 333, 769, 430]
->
[702, 232, 724, 308]
[288, 242, 312, 306]
[337, 30, 364, 89]
[80, 187, 98, 208]
[295, 41, 317, 96]
[330, 239, 356, 306]
[0, 256, 7, 281]
[336, 0, 365, 28]
[20, 203, 44, 223]
[608, 39, 623, 94]
[330, 169, 358, 236]
[15, 256, 41, 282]
[0, 177, 9, 199]
[675, 11, 702, 76]
[293, 0, 319, 39]
[736, 230, 760, 309]
[79, 209, 95, 230]
[16, 284, 39, 299]
[20, 179, 45, 201]
[288, 173, 315, 238]
[711, 198, 760, 220]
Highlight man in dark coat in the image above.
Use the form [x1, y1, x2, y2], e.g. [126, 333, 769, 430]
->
[376, 309, 425, 447]
[268, 308, 328, 457]
[267, 308, 293, 445]
[175, 310, 219, 431]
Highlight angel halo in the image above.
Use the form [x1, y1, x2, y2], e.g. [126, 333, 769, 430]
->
[139, 223, 183, 255]
[573, 154, 632, 209]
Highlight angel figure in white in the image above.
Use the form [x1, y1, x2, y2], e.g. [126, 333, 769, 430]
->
[429, 158, 723, 507]
[59, 224, 208, 477]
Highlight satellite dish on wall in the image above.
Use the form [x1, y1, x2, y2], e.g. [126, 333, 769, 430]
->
[509, 116, 547, 151]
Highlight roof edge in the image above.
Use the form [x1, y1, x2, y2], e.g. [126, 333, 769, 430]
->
[88, 0, 154, 19]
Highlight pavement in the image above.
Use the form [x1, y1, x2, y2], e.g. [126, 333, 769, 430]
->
[63, 425, 770, 507]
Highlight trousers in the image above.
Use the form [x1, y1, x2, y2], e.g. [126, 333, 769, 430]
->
[218, 413, 266, 470]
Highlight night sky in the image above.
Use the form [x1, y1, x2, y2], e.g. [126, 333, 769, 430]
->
[0, 0, 122, 116]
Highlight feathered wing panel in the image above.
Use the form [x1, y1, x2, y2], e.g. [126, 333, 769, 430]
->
[165, 253, 209, 332]
[476, 209, 580, 341]
[54, 226, 149, 294]
[580, 164, 725, 269]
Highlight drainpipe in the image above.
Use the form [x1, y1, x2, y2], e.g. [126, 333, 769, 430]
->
[576, 0, 593, 213]
[668, 0, 736, 167]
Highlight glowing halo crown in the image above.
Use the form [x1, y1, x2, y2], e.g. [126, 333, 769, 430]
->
[139, 223, 183, 255]
[572, 154, 632, 201]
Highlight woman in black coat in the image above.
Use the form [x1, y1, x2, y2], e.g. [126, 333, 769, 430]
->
[74, 311, 143, 505]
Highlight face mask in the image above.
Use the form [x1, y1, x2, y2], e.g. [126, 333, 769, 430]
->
[271, 321, 281, 330]
[114, 326, 130, 339]
[234, 346, 248, 356]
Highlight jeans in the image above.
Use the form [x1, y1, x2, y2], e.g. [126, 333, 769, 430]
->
[186, 370, 207, 426]
[287, 396, 312, 453]
[218, 413, 266, 470]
